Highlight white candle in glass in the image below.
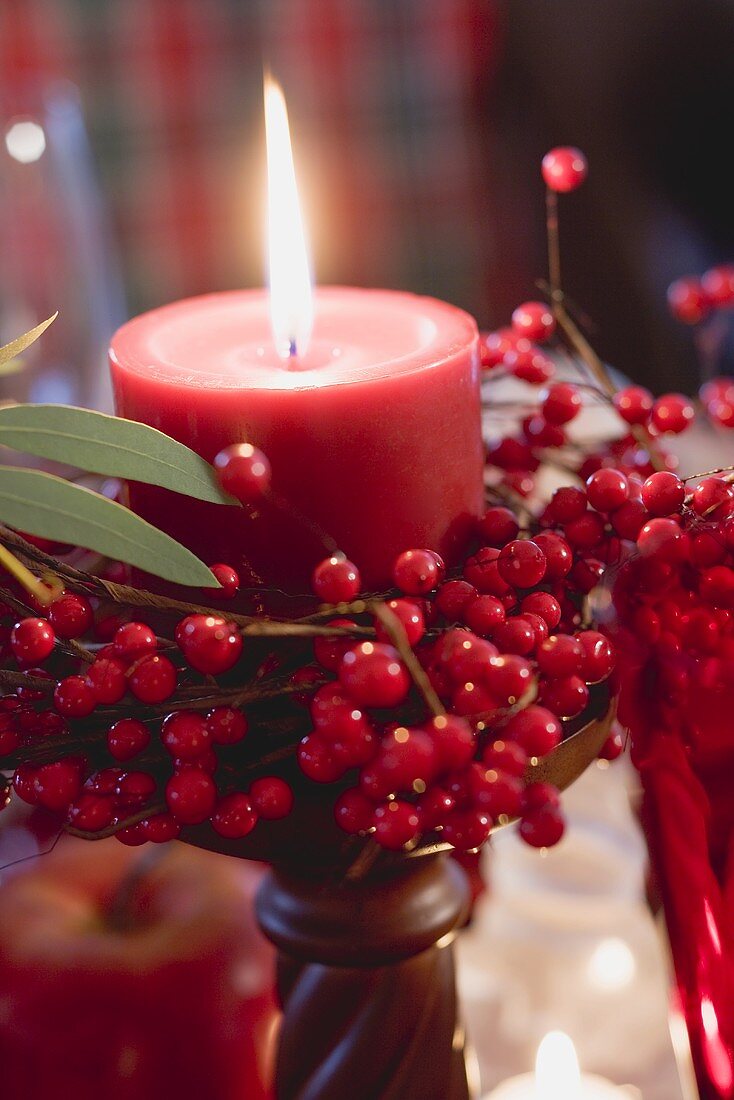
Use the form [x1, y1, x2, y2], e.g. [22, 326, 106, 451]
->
[485, 1031, 630, 1099]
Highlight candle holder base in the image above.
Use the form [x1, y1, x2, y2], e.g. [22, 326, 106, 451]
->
[256, 852, 474, 1100]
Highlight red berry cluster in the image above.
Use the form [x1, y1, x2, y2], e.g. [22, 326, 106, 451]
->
[668, 266, 734, 325]
[615, 471, 734, 709]
[299, 536, 615, 852]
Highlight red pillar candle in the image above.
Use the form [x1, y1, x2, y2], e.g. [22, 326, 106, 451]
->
[109, 286, 483, 591]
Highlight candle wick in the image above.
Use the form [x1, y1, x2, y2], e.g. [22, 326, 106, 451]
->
[287, 337, 298, 359]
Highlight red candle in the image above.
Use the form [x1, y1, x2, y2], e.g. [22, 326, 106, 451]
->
[110, 287, 483, 590]
[108, 78, 483, 591]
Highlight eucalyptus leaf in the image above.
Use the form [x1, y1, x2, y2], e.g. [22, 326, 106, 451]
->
[0, 313, 58, 367]
[0, 465, 219, 588]
[0, 404, 237, 506]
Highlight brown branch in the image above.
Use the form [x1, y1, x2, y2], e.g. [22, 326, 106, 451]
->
[369, 601, 444, 718]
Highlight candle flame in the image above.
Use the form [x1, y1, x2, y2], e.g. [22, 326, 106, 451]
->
[264, 76, 313, 360]
[535, 1032, 582, 1100]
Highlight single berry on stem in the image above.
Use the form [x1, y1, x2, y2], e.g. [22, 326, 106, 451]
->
[541, 146, 588, 193]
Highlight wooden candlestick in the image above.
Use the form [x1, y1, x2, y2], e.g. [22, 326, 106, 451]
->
[256, 852, 472, 1100]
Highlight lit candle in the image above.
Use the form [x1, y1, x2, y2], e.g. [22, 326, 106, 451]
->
[485, 1032, 629, 1099]
[109, 78, 483, 591]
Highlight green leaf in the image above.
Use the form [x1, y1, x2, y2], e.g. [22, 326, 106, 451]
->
[0, 404, 237, 506]
[0, 313, 58, 366]
[0, 465, 218, 588]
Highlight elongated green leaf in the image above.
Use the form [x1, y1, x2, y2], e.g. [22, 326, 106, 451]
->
[0, 313, 58, 366]
[0, 465, 218, 588]
[0, 404, 237, 506]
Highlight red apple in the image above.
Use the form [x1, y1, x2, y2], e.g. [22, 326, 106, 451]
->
[0, 836, 276, 1100]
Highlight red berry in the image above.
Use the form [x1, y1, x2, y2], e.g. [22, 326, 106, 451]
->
[85, 656, 127, 704]
[540, 674, 589, 718]
[418, 788, 456, 829]
[250, 777, 293, 820]
[520, 806, 565, 848]
[309, 683, 372, 742]
[533, 532, 573, 580]
[426, 714, 476, 771]
[491, 616, 537, 656]
[463, 594, 506, 637]
[113, 621, 157, 661]
[165, 769, 217, 824]
[523, 782, 561, 814]
[177, 615, 243, 675]
[478, 506, 520, 547]
[702, 265, 734, 307]
[141, 813, 181, 842]
[48, 594, 93, 639]
[650, 394, 695, 434]
[637, 517, 686, 561]
[205, 706, 248, 745]
[214, 443, 271, 503]
[482, 738, 528, 777]
[481, 328, 525, 369]
[107, 718, 150, 762]
[10, 618, 55, 664]
[613, 385, 653, 426]
[599, 730, 625, 761]
[115, 770, 156, 805]
[667, 277, 711, 325]
[586, 468, 629, 512]
[470, 766, 523, 818]
[373, 800, 421, 850]
[542, 383, 582, 425]
[576, 630, 615, 683]
[520, 592, 561, 629]
[54, 675, 96, 717]
[549, 486, 588, 524]
[435, 580, 478, 619]
[162, 710, 210, 760]
[452, 680, 499, 717]
[339, 642, 410, 708]
[484, 654, 534, 706]
[298, 734, 344, 783]
[392, 549, 444, 595]
[211, 791, 258, 838]
[563, 511, 605, 552]
[536, 634, 582, 677]
[375, 599, 425, 646]
[464, 547, 511, 596]
[541, 146, 588, 192]
[641, 471, 685, 516]
[312, 556, 361, 603]
[442, 808, 492, 851]
[498, 540, 546, 587]
[691, 477, 734, 518]
[511, 301, 555, 343]
[206, 563, 240, 599]
[504, 704, 562, 756]
[128, 654, 177, 703]
[506, 346, 555, 385]
[610, 498, 648, 540]
[32, 759, 84, 812]
[312, 618, 357, 672]
[435, 630, 497, 684]
[335, 787, 375, 834]
[67, 792, 114, 832]
[115, 824, 147, 847]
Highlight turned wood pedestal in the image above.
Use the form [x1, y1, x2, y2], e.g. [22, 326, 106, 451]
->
[256, 852, 473, 1100]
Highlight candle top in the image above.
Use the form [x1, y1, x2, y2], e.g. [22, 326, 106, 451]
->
[110, 287, 478, 392]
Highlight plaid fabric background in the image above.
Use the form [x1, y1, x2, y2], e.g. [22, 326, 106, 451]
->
[1, 0, 500, 321]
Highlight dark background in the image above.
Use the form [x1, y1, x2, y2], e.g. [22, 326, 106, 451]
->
[2, 0, 734, 396]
